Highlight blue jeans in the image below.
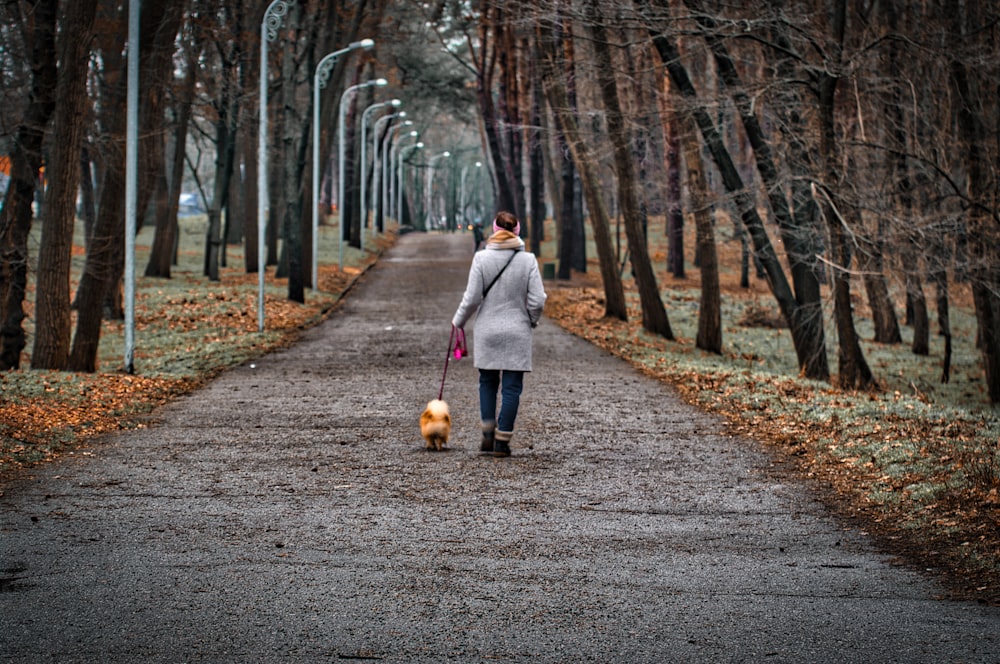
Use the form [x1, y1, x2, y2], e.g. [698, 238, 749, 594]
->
[479, 369, 524, 432]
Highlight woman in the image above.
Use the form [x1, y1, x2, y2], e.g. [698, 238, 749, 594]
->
[452, 211, 547, 457]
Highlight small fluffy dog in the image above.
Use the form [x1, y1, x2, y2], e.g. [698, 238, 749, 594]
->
[419, 399, 451, 451]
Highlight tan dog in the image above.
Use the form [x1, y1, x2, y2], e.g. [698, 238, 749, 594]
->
[420, 399, 451, 451]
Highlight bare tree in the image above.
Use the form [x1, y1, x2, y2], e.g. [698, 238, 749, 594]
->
[585, 0, 673, 339]
[950, 0, 1000, 402]
[537, 11, 627, 321]
[639, 0, 829, 378]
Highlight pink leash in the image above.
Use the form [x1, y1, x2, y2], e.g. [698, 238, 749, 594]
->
[438, 325, 466, 400]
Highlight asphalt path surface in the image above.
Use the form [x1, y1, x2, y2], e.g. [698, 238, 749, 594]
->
[2, 232, 998, 663]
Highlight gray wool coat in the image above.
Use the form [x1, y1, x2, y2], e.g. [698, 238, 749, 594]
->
[452, 237, 547, 372]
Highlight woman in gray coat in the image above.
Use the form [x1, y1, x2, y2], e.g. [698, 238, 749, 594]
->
[452, 211, 547, 457]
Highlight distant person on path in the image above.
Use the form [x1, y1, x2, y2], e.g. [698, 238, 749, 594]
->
[452, 211, 547, 457]
[471, 218, 484, 253]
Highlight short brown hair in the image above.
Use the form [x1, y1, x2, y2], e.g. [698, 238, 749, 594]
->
[494, 211, 518, 231]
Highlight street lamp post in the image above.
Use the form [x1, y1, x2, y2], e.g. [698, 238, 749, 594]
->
[311, 39, 374, 292]
[386, 123, 413, 222]
[372, 111, 404, 238]
[257, 0, 295, 332]
[360, 98, 400, 251]
[338, 77, 387, 270]
[391, 132, 419, 224]
[425, 151, 450, 230]
[124, 0, 140, 372]
[398, 142, 424, 228]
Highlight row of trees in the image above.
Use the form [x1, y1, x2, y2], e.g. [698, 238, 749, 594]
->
[452, 0, 998, 400]
[1, 1, 999, 402]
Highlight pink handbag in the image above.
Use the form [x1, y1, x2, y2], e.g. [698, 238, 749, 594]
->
[453, 327, 467, 360]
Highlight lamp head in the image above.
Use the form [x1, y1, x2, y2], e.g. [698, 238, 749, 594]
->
[416, 142, 424, 148]
[408, 130, 418, 137]
[375, 78, 388, 86]
[390, 99, 402, 107]
[352, 38, 375, 50]
[443, 151, 451, 157]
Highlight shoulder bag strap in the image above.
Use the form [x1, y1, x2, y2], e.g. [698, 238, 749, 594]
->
[482, 250, 518, 299]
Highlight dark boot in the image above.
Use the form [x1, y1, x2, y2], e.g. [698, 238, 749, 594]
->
[479, 421, 496, 455]
[494, 429, 512, 458]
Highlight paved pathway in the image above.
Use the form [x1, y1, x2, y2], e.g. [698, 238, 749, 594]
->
[2, 233, 998, 663]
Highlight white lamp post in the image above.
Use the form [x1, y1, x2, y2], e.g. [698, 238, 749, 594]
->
[360, 98, 400, 251]
[258, 0, 295, 332]
[398, 142, 424, 228]
[372, 111, 404, 239]
[386, 122, 414, 221]
[425, 151, 450, 230]
[124, 0, 139, 372]
[391, 131, 419, 223]
[338, 77, 387, 270]
[311, 39, 373, 292]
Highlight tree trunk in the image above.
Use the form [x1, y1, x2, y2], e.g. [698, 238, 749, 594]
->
[586, 0, 672, 339]
[664, 99, 684, 278]
[528, 35, 546, 254]
[687, 0, 829, 376]
[498, 18, 525, 223]
[858, 237, 902, 344]
[537, 19, 627, 322]
[951, 29, 990, 342]
[79, 145, 97, 253]
[904, 252, 930, 356]
[557, 135, 576, 279]
[100, 0, 179, 320]
[679, 114, 721, 353]
[31, 0, 99, 369]
[344, 84, 361, 243]
[146, 45, 198, 279]
[0, 0, 58, 370]
[931, 239, 952, 383]
[279, 3, 304, 302]
[550, 17, 579, 280]
[816, 1, 875, 390]
[476, 3, 516, 215]
[69, 4, 129, 371]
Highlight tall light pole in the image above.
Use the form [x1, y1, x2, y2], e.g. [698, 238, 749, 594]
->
[124, 0, 139, 372]
[360, 98, 400, 252]
[398, 142, 424, 228]
[258, 0, 295, 332]
[391, 131, 419, 223]
[338, 77, 387, 270]
[386, 122, 414, 222]
[311, 39, 374, 292]
[425, 151, 450, 230]
[372, 111, 404, 239]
